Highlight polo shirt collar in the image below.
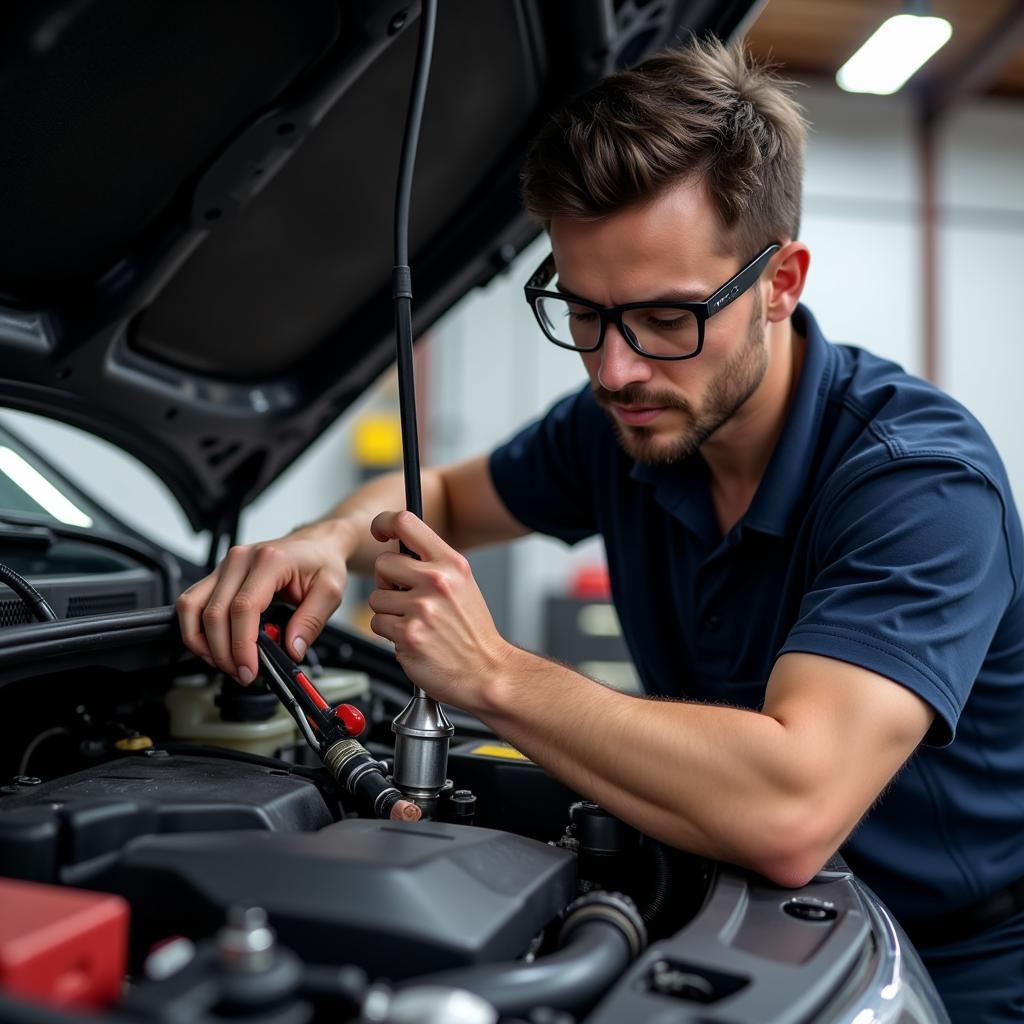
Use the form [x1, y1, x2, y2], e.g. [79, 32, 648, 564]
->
[629, 304, 835, 541]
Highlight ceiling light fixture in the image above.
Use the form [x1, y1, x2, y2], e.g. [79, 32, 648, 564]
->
[836, 13, 953, 95]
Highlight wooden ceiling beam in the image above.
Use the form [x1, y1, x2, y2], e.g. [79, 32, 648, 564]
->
[924, 0, 1024, 120]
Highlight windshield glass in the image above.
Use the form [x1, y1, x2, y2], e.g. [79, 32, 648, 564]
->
[0, 422, 114, 530]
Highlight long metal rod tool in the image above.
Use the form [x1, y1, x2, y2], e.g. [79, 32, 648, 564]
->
[389, 0, 453, 818]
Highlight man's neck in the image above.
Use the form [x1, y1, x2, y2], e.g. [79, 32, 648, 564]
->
[701, 316, 806, 533]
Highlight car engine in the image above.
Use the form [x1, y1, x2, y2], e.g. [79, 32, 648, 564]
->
[0, 609, 950, 1024]
[0, 617, 721, 1023]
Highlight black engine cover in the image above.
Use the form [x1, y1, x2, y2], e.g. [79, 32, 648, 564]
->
[0, 753, 333, 885]
[105, 818, 576, 977]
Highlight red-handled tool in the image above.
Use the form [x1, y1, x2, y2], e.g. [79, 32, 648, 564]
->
[256, 624, 416, 822]
[256, 628, 365, 739]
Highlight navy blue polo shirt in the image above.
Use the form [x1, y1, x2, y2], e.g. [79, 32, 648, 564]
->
[489, 304, 1024, 926]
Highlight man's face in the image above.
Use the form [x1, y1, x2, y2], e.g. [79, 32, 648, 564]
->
[549, 182, 770, 465]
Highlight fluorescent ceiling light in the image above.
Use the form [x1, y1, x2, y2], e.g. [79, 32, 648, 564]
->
[836, 14, 953, 95]
[0, 446, 93, 528]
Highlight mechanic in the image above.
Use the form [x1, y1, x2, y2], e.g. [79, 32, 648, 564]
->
[177, 39, 1024, 1023]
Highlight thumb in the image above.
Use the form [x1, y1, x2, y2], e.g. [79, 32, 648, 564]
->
[370, 510, 400, 545]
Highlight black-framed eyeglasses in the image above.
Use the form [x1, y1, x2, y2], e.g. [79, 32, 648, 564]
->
[523, 243, 780, 360]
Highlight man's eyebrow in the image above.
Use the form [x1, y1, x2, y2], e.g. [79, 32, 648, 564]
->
[554, 282, 707, 303]
[554, 282, 587, 300]
[645, 287, 707, 302]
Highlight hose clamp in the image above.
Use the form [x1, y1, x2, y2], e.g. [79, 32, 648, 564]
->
[559, 891, 648, 960]
[323, 738, 366, 781]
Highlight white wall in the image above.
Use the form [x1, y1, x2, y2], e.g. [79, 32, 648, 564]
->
[6, 81, 1024, 652]
[798, 85, 923, 375]
[937, 101, 1024, 500]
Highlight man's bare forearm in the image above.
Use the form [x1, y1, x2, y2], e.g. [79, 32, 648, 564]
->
[471, 649, 815, 883]
[293, 467, 450, 576]
[291, 454, 528, 574]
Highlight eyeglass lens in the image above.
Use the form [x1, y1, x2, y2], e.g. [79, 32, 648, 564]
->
[535, 296, 700, 357]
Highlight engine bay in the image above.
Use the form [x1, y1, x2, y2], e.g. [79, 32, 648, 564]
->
[0, 610, 905, 1024]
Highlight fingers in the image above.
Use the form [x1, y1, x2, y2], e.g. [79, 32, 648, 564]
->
[178, 536, 348, 684]
[369, 611, 401, 646]
[176, 575, 217, 664]
[284, 567, 345, 661]
[367, 587, 406, 617]
[374, 551, 423, 591]
[227, 547, 296, 682]
[371, 510, 449, 562]
[200, 547, 262, 679]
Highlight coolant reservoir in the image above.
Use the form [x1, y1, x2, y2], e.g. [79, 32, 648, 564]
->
[166, 675, 296, 756]
[165, 670, 371, 757]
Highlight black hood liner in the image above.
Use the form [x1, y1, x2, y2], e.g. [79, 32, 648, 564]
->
[0, 0, 759, 534]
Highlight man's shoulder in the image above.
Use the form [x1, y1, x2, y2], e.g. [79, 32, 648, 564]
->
[826, 339, 1007, 488]
[802, 336, 1023, 609]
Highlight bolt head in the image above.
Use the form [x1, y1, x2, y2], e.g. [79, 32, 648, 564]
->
[217, 905, 276, 972]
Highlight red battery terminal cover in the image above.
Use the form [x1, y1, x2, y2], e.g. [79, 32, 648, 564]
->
[0, 878, 129, 1009]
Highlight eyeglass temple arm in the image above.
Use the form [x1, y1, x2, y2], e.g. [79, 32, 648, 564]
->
[525, 253, 557, 292]
[705, 244, 781, 317]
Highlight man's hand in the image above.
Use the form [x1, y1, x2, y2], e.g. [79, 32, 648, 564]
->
[368, 510, 512, 708]
[176, 523, 352, 683]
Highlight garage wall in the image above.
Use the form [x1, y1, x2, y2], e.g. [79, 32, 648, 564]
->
[797, 86, 922, 376]
[937, 102, 1024, 498]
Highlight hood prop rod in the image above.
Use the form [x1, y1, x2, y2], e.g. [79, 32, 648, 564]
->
[389, 0, 453, 820]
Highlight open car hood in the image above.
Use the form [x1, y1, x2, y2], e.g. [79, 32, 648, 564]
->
[0, 0, 759, 534]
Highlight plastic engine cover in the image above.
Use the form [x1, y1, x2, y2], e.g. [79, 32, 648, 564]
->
[0, 754, 333, 886]
[103, 818, 577, 977]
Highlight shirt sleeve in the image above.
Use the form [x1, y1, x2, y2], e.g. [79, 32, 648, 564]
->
[777, 456, 1017, 746]
[487, 385, 602, 546]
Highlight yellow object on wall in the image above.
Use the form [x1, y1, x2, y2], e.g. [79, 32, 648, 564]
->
[353, 413, 403, 468]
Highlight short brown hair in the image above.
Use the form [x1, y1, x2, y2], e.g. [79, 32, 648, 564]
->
[521, 36, 807, 258]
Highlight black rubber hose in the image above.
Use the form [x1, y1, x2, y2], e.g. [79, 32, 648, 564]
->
[0, 560, 57, 622]
[393, 0, 437, 271]
[642, 840, 673, 926]
[392, 0, 436, 530]
[321, 737, 408, 819]
[403, 896, 645, 1017]
[408, 922, 629, 1017]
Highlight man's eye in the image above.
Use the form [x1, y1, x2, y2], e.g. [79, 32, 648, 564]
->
[643, 309, 693, 330]
[566, 308, 597, 322]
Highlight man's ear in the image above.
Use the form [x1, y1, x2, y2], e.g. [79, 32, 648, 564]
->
[764, 241, 810, 323]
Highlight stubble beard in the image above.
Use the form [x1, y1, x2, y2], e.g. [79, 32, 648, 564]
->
[594, 295, 768, 465]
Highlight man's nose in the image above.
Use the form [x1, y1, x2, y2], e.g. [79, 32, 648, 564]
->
[597, 323, 652, 392]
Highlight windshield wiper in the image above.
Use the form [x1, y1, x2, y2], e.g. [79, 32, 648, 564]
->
[0, 512, 181, 601]
[0, 521, 56, 550]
